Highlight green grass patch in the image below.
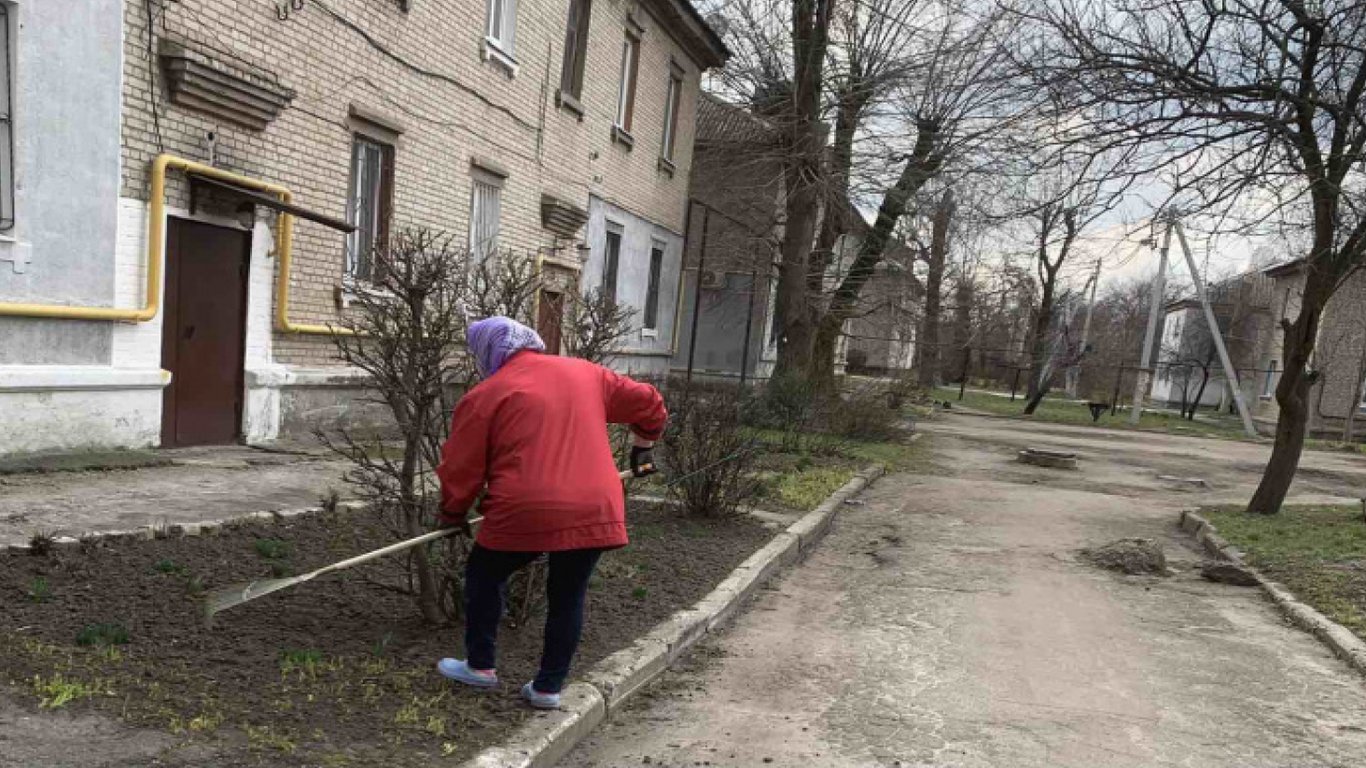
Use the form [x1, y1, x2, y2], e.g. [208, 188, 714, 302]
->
[254, 538, 292, 560]
[932, 386, 1251, 441]
[770, 466, 857, 511]
[1304, 438, 1366, 455]
[1202, 504, 1366, 639]
[27, 576, 51, 603]
[31, 673, 110, 709]
[76, 623, 130, 648]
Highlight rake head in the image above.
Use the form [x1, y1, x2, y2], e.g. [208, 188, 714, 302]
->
[201, 573, 315, 627]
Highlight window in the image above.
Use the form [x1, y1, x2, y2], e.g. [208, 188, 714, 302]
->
[661, 69, 683, 164]
[345, 136, 394, 281]
[559, 0, 591, 104]
[485, 0, 518, 63]
[644, 242, 664, 330]
[1263, 360, 1278, 398]
[615, 31, 641, 136]
[0, 4, 11, 232]
[602, 226, 623, 303]
[469, 171, 503, 264]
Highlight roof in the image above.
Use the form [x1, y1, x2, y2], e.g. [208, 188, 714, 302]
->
[1263, 258, 1307, 278]
[696, 93, 783, 145]
[642, 0, 730, 70]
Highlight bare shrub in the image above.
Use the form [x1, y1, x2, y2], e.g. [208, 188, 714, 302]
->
[826, 382, 907, 442]
[321, 229, 541, 624]
[564, 287, 637, 365]
[663, 389, 761, 518]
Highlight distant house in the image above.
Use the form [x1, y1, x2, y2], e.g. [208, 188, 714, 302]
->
[673, 95, 922, 382]
[1250, 261, 1366, 438]
[1150, 270, 1274, 411]
[671, 95, 783, 382]
[1152, 260, 1366, 438]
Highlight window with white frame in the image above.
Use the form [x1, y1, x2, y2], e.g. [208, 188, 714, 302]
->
[485, 0, 518, 62]
[615, 31, 641, 134]
[661, 68, 683, 164]
[644, 241, 664, 331]
[345, 135, 394, 281]
[469, 170, 503, 264]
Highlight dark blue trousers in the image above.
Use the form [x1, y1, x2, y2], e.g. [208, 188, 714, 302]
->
[463, 543, 604, 693]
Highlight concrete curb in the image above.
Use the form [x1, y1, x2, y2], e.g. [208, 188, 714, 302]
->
[2, 500, 367, 555]
[1179, 510, 1366, 677]
[3, 491, 791, 555]
[459, 463, 887, 768]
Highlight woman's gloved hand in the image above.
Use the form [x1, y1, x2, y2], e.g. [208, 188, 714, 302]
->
[629, 445, 657, 477]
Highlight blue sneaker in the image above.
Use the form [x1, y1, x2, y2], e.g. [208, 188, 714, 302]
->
[437, 658, 498, 689]
[521, 682, 561, 710]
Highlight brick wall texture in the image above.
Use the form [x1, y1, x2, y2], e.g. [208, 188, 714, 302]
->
[123, 0, 705, 366]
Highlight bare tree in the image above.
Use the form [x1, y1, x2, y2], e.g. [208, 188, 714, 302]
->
[808, 3, 1023, 389]
[1032, 0, 1366, 513]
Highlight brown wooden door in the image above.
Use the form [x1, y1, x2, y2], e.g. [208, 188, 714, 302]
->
[537, 289, 565, 355]
[161, 219, 250, 447]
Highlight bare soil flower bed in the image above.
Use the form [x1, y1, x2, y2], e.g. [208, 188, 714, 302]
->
[0, 502, 772, 766]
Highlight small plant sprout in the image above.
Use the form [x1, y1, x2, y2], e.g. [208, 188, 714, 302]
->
[76, 623, 130, 648]
[31, 673, 109, 709]
[27, 576, 51, 603]
[254, 539, 292, 560]
[27, 531, 56, 557]
[632, 586, 649, 600]
[153, 558, 184, 575]
[279, 648, 328, 679]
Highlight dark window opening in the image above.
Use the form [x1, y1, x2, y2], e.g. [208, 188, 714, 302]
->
[602, 227, 622, 303]
[644, 244, 664, 329]
[559, 0, 591, 101]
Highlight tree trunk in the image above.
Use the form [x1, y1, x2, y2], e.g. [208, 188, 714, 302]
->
[810, 313, 843, 392]
[1247, 272, 1331, 514]
[771, 0, 831, 379]
[809, 122, 944, 383]
[916, 190, 955, 388]
[1188, 368, 1210, 420]
[1022, 280, 1056, 415]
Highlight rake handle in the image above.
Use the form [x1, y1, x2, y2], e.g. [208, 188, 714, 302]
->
[310, 470, 638, 579]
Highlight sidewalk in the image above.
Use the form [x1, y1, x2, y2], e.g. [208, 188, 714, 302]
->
[0, 445, 351, 548]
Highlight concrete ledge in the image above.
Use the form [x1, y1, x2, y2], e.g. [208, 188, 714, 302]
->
[458, 462, 887, 768]
[463, 683, 605, 768]
[0, 366, 169, 392]
[1181, 510, 1366, 678]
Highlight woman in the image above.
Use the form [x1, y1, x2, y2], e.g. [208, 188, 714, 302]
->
[435, 316, 667, 709]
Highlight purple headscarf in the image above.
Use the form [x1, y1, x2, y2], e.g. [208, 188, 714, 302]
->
[467, 316, 546, 378]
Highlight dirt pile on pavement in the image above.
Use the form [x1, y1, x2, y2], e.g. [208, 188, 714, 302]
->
[1200, 561, 1260, 586]
[1080, 538, 1168, 575]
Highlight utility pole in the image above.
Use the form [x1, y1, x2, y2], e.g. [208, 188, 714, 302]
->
[1172, 220, 1257, 437]
[1130, 223, 1172, 425]
[1066, 260, 1101, 398]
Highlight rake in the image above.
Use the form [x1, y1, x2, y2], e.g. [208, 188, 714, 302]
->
[201, 469, 639, 625]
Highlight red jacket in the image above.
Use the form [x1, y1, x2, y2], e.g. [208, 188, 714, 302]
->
[436, 352, 667, 552]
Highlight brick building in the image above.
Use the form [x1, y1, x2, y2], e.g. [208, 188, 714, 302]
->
[1251, 261, 1366, 438]
[0, 0, 726, 454]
